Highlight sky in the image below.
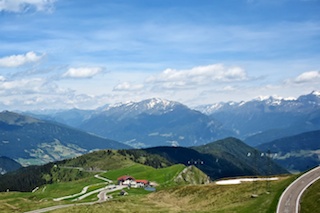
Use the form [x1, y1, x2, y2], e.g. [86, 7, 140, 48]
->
[0, 0, 320, 111]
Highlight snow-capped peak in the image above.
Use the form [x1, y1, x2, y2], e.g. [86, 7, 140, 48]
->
[311, 90, 320, 96]
[145, 98, 173, 110]
[101, 98, 184, 117]
[253, 95, 287, 106]
[254, 95, 283, 101]
[283, 97, 297, 101]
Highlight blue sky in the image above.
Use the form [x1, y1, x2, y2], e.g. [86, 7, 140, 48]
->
[0, 0, 319, 110]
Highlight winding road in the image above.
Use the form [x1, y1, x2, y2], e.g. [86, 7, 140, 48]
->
[277, 166, 320, 213]
[24, 185, 127, 213]
[24, 170, 125, 213]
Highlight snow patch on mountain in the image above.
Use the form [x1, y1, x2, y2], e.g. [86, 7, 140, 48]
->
[311, 90, 320, 96]
[254, 95, 284, 105]
[195, 91, 320, 115]
[100, 98, 186, 117]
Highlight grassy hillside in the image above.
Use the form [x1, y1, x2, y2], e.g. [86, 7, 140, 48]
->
[0, 175, 106, 213]
[0, 150, 132, 192]
[140, 138, 287, 180]
[0, 162, 209, 212]
[143, 146, 252, 179]
[0, 145, 303, 213]
[0, 149, 203, 192]
[101, 163, 209, 187]
[300, 179, 320, 213]
[0, 144, 296, 213]
[47, 175, 296, 213]
[194, 137, 288, 176]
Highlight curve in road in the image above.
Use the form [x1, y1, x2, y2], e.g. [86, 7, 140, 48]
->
[276, 166, 320, 213]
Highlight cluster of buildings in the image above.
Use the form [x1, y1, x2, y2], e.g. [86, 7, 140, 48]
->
[117, 175, 149, 188]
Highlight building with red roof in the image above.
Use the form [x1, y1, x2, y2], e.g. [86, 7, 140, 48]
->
[117, 176, 149, 187]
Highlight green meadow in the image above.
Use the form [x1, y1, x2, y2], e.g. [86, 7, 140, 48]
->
[50, 176, 296, 213]
[0, 158, 318, 213]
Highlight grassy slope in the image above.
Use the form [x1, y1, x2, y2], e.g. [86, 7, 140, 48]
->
[49, 176, 295, 213]
[0, 163, 187, 213]
[102, 163, 186, 187]
[300, 179, 320, 213]
[61, 150, 134, 170]
[0, 148, 310, 213]
[0, 175, 104, 213]
[194, 137, 288, 176]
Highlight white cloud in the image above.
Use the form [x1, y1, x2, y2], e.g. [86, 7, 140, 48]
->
[113, 82, 144, 91]
[62, 67, 103, 79]
[0, 51, 43, 67]
[0, 78, 46, 95]
[146, 64, 249, 89]
[0, 76, 5, 81]
[0, 0, 56, 13]
[294, 71, 320, 83]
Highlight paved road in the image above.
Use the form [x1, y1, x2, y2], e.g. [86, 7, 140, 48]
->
[277, 166, 320, 213]
[24, 185, 127, 213]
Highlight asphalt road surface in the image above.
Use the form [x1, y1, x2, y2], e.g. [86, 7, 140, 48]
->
[277, 166, 320, 213]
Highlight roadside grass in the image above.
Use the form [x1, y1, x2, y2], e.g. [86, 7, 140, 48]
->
[145, 175, 297, 213]
[300, 179, 320, 213]
[51, 196, 171, 213]
[0, 191, 67, 213]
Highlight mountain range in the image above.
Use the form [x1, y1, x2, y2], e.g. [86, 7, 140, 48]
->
[28, 91, 320, 149]
[0, 111, 130, 166]
[196, 91, 320, 145]
[1, 91, 317, 173]
[30, 98, 234, 148]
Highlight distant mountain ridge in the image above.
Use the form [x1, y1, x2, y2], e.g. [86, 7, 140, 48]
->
[25, 91, 320, 149]
[0, 111, 130, 166]
[142, 137, 287, 179]
[196, 91, 320, 114]
[196, 91, 320, 144]
[102, 98, 183, 116]
[0, 156, 22, 175]
[76, 98, 233, 147]
[256, 130, 320, 172]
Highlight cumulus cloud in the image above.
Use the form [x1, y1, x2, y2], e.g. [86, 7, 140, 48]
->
[0, 0, 56, 13]
[146, 64, 249, 89]
[0, 51, 43, 67]
[113, 82, 144, 91]
[294, 70, 320, 83]
[62, 67, 103, 79]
